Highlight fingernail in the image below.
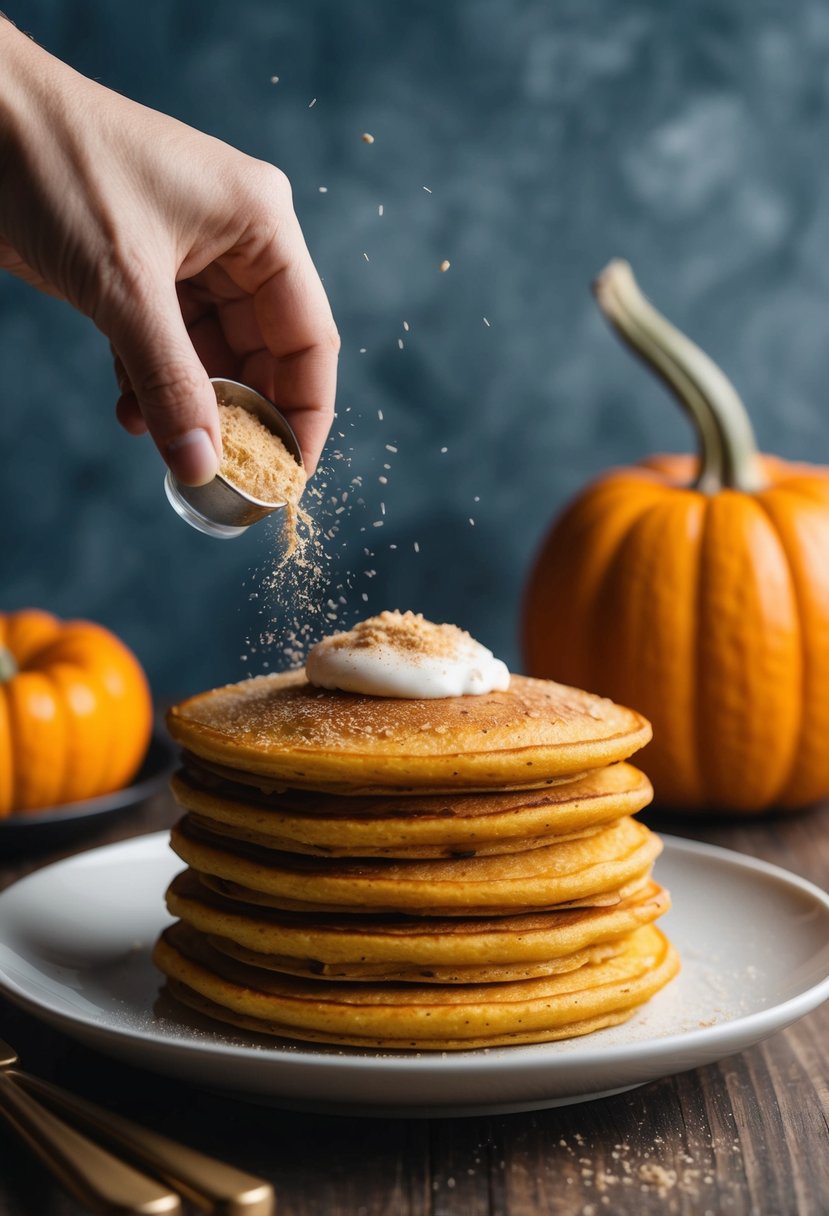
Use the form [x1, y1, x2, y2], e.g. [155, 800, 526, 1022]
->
[168, 428, 219, 486]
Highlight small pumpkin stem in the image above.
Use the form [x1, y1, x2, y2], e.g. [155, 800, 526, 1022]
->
[593, 260, 765, 493]
[0, 647, 17, 682]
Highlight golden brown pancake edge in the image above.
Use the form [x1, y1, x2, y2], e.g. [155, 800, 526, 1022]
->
[166, 672, 652, 793]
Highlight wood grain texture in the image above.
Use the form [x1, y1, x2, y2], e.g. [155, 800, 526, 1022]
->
[0, 792, 827, 1215]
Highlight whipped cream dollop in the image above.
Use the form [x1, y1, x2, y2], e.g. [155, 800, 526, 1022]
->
[305, 611, 511, 699]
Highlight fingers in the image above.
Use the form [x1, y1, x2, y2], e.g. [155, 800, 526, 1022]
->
[110, 348, 148, 434]
[253, 248, 340, 476]
[242, 346, 336, 476]
[108, 162, 337, 482]
[115, 391, 148, 435]
[107, 280, 221, 486]
[219, 167, 339, 474]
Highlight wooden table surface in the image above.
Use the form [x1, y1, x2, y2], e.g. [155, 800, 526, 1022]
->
[0, 787, 827, 1216]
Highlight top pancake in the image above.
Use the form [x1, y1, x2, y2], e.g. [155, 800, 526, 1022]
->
[167, 671, 651, 794]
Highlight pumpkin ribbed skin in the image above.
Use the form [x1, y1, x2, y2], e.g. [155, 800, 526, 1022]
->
[523, 454, 829, 814]
[0, 610, 153, 817]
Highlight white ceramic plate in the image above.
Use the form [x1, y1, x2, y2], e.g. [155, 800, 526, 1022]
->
[0, 832, 827, 1117]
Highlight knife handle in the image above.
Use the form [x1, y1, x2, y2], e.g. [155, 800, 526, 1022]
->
[0, 1069, 181, 1216]
[11, 1068, 274, 1216]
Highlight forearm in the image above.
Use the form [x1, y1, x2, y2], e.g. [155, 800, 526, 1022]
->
[0, 18, 337, 480]
[0, 23, 85, 213]
[0, 18, 49, 134]
[0, 22, 46, 279]
[0, 25, 99, 299]
[0, 19, 30, 184]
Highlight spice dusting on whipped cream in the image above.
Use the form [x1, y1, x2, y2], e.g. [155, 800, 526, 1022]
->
[305, 611, 510, 698]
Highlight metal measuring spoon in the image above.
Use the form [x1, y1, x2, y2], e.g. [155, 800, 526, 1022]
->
[164, 378, 304, 539]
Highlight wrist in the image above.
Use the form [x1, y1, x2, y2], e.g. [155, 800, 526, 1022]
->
[0, 27, 22, 196]
[0, 22, 38, 167]
[0, 25, 75, 209]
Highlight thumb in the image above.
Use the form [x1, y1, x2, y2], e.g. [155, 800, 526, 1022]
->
[108, 282, 221, 486]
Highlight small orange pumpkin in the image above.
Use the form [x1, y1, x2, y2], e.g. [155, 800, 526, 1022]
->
[0, 609, 153, 816]
[523, 261, 829, 814]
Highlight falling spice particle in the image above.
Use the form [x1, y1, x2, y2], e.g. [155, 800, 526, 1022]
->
[385, 444, 398, 453]
[377, 409, 384, 421]
[363, 252, 370, 262]
[483, 317, 491, 327]
[440, 446, 448, 453]
[362, 132, 375, 144]
[309, 98, 317, 108]
[318, 186, 328, 193]
[423, 186, 432, 193]
[373, 520, 384, 527]
[378, 204, 384, 216]
[398, 338, 404, 350]
[359, 348, 367, 354]
[270, 75, 279, 84]
[413, 541, 420, 553]
[379, 475, 388, 484]
[469, 518, 475, 526]
[403, 321, 410, 332]
[439, 259, 451, 272]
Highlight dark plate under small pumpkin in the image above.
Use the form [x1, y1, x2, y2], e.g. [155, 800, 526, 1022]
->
[0, 732, 176, 855]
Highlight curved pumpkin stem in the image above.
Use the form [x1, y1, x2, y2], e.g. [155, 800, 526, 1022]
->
[593, 260, 765, 493]
[0, 647, 17, 682]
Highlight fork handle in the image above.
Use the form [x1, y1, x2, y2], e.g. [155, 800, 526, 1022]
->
[12, 1069, 274, 1216]
[0, 1070, 181, 1216]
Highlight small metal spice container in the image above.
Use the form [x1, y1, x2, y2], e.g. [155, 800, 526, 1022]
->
[164, 378, 304, 539]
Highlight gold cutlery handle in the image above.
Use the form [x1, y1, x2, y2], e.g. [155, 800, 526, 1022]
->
[0, 1070, 181, 1216]
[12, 1069, 274, 1216]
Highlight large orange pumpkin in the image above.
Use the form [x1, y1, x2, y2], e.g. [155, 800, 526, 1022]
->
[0, 610, 153, 816]
[523, 261, 829, 814]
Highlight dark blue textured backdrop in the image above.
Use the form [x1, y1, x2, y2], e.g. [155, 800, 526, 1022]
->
[3, 1, 829, 696]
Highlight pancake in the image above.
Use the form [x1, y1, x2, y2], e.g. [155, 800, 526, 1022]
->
[153, 922, 680, 1050]
[158, 644, 677, 1051]
[184, 812, 603, 859]
[199, 872, 651, 912]
[187, 812, 602, 860]
[169, 814, 662, 915]
[179, 753, 589, 796]
[206, 933, 624, 983]
[169, 762, 653, 858]
[166, 869, 670, 970]
[166, 671, 652, 794]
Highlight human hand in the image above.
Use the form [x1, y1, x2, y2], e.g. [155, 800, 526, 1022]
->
[0, 21, 339, 484]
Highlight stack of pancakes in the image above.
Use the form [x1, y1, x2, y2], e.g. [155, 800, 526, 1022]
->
[154, 671, 678, 1050]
